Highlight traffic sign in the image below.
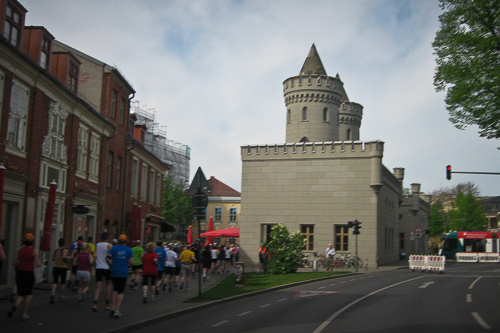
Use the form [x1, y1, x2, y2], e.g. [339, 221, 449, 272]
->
[414, 225, 423, 233]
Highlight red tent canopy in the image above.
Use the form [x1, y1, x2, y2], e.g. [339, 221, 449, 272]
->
[200, 227, 239, 238]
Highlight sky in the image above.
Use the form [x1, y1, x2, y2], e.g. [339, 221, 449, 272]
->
[20, 0, 499, 196]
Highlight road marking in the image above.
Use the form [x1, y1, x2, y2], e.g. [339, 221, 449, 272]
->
[472, 312, 490, 329]
[340, 281, 346, 284]
[312, 276, 426, 333]
[469, 277, 482, 289]
[419, 281, 434, 289]
[295, 290, 345, 299]
[329, 284, 336, 286]
[277, 298, 287, 302]
[238, 311, 252, 317]
[260, 304, 271, 308]
[212, 320, 229, 327]
[318, 286, 325, 289]
[349, 279, 356, 282]
[359, 277, 365, 280]
[466, 294, 472, 302]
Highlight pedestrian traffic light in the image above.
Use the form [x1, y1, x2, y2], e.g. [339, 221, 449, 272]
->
[353, 220, 362, 235]
[446, 165, 452, 180]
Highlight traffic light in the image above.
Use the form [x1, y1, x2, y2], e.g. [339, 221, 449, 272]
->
[446, 165, 452, 180]
[353, 220, 362, 235]
[347, 221, 354, 228]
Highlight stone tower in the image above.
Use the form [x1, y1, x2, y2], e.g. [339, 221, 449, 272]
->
[283, 44, 363, 143]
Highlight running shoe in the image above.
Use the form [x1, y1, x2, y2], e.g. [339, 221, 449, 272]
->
[113, 311, 122, 319]
[20, 314, 29, 321]
[92, 304, 98, 312]
[109, 306, 115, 316]
[104, 303, 111, 310]
[151, 295, 156, 302]
[7, 306, 17, 318]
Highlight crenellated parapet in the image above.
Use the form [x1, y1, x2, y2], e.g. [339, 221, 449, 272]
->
[241, 140, 384, 160]
[283, 74, 344, 107]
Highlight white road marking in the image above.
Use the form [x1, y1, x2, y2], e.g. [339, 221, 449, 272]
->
[238, 311, 252, 317]
[469, 277, 482, 290]
[260, 304, 271, 308]
[212, 320, 229, 327]
[318, 286, 325, 289]
[349, 279, 356, 282]
[419, 281, 434, 289]
[466, 294, 472, 303]
[277, 298, 287, 302]
[329, 284, 336, 286]
[472, 312, 491, 329]
[312, 276, 426, 333]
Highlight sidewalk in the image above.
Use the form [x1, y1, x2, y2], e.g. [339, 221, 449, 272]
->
[0, 263, 407, 333]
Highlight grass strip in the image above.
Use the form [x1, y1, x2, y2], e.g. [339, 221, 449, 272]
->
[190, 271, 350, 301]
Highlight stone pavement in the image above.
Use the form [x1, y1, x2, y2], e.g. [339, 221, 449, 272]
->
[0, 262, 407, 333]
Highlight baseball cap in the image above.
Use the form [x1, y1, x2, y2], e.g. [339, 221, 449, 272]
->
[118, 234, 127, 242]
[25, 233, 34, 241]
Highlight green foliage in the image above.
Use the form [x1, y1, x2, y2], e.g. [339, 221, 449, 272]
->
[448, 192, 488, 230]
[433, 0, 500, 139]
[429, 200, 446, 236]
[265, 224, 306, 274]
[162, 176, 193, 238]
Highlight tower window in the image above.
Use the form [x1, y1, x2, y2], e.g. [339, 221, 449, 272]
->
[346, 129, 351, 140]
[302, 107, 307, 121]
[323, 108, 329, 122]
[287, 109, 291, 124]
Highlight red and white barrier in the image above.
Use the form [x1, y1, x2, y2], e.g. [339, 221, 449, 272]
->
[409, 255, 446, 272]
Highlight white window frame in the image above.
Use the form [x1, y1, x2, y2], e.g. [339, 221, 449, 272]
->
[40, 161, 66, 192]
[229, 207, 237, 223]
[141, 163, 148, 202]
[131, 158, 139, 197]
[7, 80, 29, 157]
[88, 133, 100, 183]
[42, 101, 68, 164]
[76, 125, 88, 178]
[214, 206, 222, 223]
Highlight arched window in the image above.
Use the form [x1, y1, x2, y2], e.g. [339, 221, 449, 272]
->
[302, 107, 307, 121]
[300, 136, 309, 142]
[287, 109, 291, 124]
[346, 129, 351, 140]
[323, 107, 329, 122]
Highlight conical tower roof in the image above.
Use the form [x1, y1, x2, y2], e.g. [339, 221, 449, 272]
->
[299, 44, 327, 76]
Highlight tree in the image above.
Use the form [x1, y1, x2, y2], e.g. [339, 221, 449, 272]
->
[447, 192, 488, 230]
[265, 224, 305, 274]
[432, 0, 500, 139]
[162, 176, 193, 239]
[429, 200, 447, 237]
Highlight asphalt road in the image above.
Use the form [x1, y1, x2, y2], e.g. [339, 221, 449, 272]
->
[131, 262, 500, 333]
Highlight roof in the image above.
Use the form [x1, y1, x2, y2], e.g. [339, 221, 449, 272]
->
[207, 177, 240, 197]
[299, 43, 327, 76]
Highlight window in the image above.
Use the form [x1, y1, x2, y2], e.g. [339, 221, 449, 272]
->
[141, 164, 148, 201]
[88, 133, 100, 182]
[115, 156, 122, 191]
[106, 151, 114, 188]
[3, 3, 23, 47]
[40, 36, 51, 69]
[119, 98, 125, 126]
[287, 109, 291, 124]
[323, 108, 329, 122]
[301, 225, 314, 251]
[346, 129, 351, 141]
[131, 158, 139, 196]
[40, 162, 66, 191]
[7, 81, 29, 153]
[156, 173, 162, 206]
[111, 90, 117, 118]
[302, 107, 307, 121]
[149, 170, 155, 203]
[214, 207, 222, 222]
[67, 60, 78, 93]
[335, 225, 349, 251]
[76, 125, 88, 176]
[229, 207, 237, 223]
[42, 102, 68, 163]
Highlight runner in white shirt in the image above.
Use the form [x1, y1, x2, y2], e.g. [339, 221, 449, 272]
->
[164, 244, 178, 292]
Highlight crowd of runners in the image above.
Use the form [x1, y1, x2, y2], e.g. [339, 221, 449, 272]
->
[3, 232, 240, 320]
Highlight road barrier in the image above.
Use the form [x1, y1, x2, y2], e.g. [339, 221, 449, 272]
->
[409, 255, 445, 272]
[456, 252, 500, 263]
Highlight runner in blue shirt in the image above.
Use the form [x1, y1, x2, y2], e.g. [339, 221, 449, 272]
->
[107, 234, 133, 319]
[154, 241, 167, 295]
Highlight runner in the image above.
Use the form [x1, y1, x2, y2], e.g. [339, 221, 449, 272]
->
[92, 232, 112, 312]
[130, 241, 143, 290]
[154, 241, 166, 295]
[50, 238, 68, 303]
[107, 234, 133, 318]
[73, 242, 93, 304]
[142, 242, 158, 303]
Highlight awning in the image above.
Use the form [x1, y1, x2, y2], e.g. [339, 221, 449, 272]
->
[200, 227, 239, 238]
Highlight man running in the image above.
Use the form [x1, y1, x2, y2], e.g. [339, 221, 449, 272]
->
[107, 234, 133, 319]
[92, 232, 112, 312]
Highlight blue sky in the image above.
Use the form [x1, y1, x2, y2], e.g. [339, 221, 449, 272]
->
[21, 0, 500, 196]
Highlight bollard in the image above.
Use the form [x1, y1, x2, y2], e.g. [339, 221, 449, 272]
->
[312, 259, 318, 272]
[365, 258, 368, 272]
[235, 262, 245, 287]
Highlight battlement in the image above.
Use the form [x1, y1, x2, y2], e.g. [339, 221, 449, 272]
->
[241, 140, 384, 160]
[340, 101, 363, 116]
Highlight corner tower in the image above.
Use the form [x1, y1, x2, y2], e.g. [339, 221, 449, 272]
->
[283, 44, 363, 143]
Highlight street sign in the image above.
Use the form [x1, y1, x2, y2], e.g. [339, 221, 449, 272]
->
[414, 225, 423, 233]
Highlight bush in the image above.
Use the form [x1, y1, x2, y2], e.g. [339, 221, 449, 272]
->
[265, 224, 305, 274]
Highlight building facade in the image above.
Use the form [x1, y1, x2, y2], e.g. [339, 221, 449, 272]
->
[239, 44, 429, 269]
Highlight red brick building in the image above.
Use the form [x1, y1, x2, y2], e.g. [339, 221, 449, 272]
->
[0, 0, 169, 288]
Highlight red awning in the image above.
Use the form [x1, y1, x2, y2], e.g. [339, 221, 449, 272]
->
[200, 227, 239, 238]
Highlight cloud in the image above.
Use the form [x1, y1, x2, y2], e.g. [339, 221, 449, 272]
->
[21, 0, 500, 195]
